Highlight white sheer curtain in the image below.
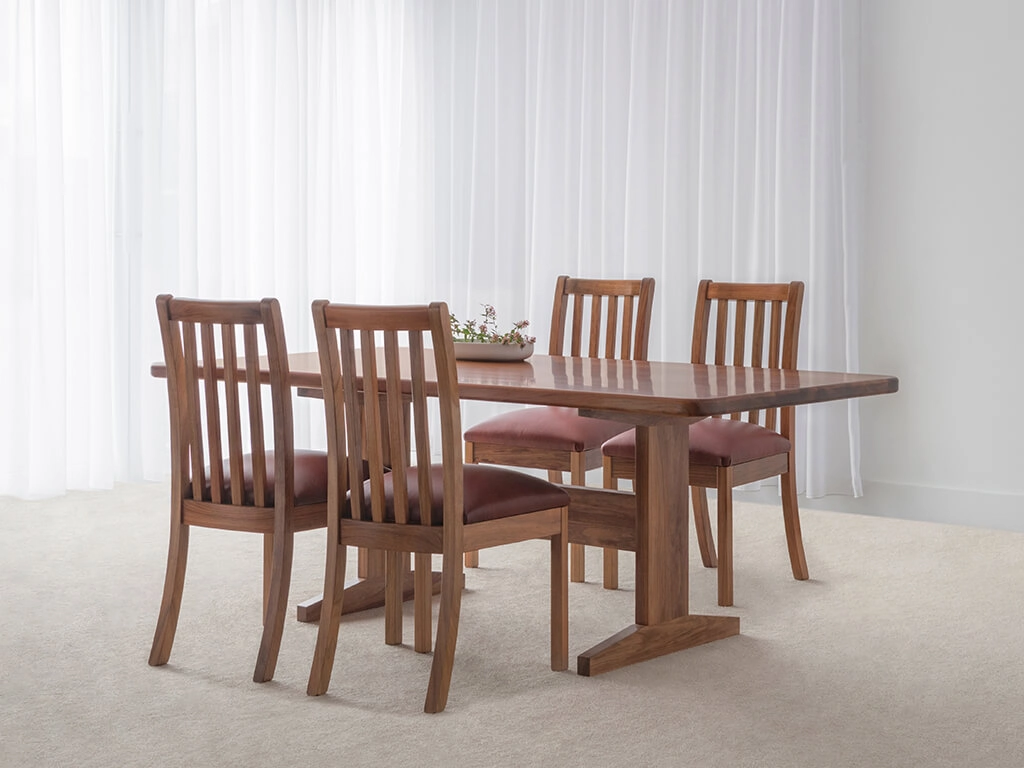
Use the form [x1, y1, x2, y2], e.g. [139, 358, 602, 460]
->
[0, 0, 861, 500]
[435, 0, 863, 497]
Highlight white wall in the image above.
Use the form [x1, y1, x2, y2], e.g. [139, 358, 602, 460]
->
[829, 0, 1024, 531]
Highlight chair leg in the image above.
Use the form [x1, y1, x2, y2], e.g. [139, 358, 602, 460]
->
[691, 487, 718, 568]
[566, 460, 587, 583]
[384, 550, 404, 646]
[307, 542, 348, 696]
[716, 469, 734, 607]
[551, 508, 569, 671]
[464, 441, 480, 569]
[149, 516, 190, 667]
[414, 553, 433, 653]
[262, 533, 273, 623]
[424, 549, 464, 713]
[780, 461, 809, 580]
[601, 458, 619, 590]
[253, 528, 294, 683]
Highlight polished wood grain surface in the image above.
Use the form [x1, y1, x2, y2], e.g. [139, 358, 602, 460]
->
[154, 353, 897, 417]
[276, 351, 898, 417]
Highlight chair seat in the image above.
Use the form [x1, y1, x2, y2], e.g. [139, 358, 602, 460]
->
[352, 464, 570, 525]
[464, 406, 630, 452]
[188, 449, 329, 506]
[602, 419, 791, 468]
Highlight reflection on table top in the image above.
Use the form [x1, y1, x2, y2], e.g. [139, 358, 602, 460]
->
[282, 351, 898, 419]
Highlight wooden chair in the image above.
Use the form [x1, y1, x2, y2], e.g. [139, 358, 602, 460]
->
[149, 295, 329, 682]
[307, 300, 569, 713]
[602, 280, 806, 606]
[463, 275, 655, 589]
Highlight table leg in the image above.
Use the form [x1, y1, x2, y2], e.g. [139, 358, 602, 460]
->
[576, 419, 739, 676]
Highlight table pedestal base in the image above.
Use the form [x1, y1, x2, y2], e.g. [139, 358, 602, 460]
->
[577, 614, 740, 676]
[296, 571, 444, 623]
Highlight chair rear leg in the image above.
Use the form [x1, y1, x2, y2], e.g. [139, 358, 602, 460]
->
[384, 550, 404, 646]
[254, 528, 294, 682]
[149, 518, 190, 667]
[551, 508, 569, 671]
[414, 553, 433, 653]
[691, 487, 718, 568]
[780, 461, 809, 580]
[307, 542, 348, 696]
[424, 551, 464, 713]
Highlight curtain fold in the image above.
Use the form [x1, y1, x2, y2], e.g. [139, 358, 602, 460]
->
[0, 0, 862, 500]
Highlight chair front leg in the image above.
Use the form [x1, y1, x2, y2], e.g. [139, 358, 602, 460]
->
[551, 508, 570, 671]
[424, 550, 464, 713]
[307, 540, 348, 696]
[716, 469, 734, 607]
[149, 515, 190, 667]
[254, 527, 294, 682]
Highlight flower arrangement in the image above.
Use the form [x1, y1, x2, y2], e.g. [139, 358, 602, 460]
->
[450, 304, 536, 348]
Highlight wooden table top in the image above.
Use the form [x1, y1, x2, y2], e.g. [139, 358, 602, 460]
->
[280, 351, 899, 419]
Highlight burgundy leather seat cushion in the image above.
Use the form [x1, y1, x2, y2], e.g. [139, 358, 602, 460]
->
[602, 419, 791, 468]
[349, 464, 569, 525]
[189, 449, 329, 506]
[464, 406, 630, 452]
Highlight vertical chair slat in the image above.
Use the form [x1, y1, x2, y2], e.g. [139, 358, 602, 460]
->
[384, 330, 410, 524]
[588, 295, 602, 358]
[766, 300, 783, 431]
[621, 295, 635, 359]
[338, 328, 367, 522]
[201, 323, 224, 504]
[570, 295, 584, 357]
[751, 302, 766, 368]
[732, 301, 747, 367]
[243, 324, 267, 507]
[182, 323, 207, 502]
[714, 300, 729, 365]
[360, 331, 388, 523]
[768, 300, 783, 369]
[603, 296, 619, 358]
[749, 302, 767, 426]
[731, 302, 748, 422]
[408, 331, 434, 526]
[221, 324, 245, 506]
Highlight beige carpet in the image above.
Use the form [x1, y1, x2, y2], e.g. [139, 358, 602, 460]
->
[2, 482, 1023, 768]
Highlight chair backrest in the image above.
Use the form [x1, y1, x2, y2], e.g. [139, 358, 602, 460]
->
[311, 300, 461, 530]
[156, 295, 293, 509]
[690, 280, 804, 434]
[548, 276, 656, 361]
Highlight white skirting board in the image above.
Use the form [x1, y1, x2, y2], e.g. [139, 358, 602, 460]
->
[737, 480, 1024, 534]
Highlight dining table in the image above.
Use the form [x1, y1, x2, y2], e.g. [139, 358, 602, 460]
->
[269, 351, 898, 676]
